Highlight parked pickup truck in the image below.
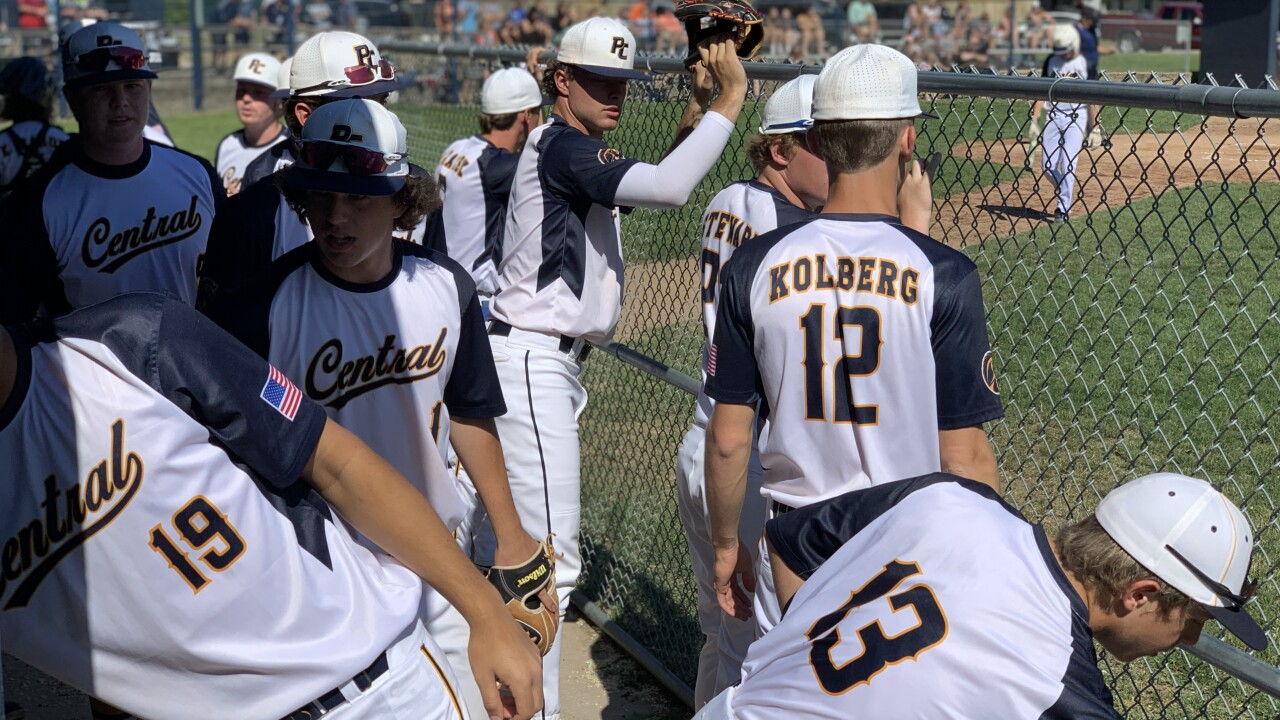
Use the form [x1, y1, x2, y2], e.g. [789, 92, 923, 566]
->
[1101, 2, 1202, 53]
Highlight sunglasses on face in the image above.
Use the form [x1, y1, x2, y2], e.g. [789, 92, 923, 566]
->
[74, 46, 147, 73]
[301, 141, 401, 175]
[1165, 544, 1258, 610]
[342, 59, 395, 86]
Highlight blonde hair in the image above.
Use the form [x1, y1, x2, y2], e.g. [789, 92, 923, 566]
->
[1056, 515, 1196, 619]
[745, 133, 801, 173]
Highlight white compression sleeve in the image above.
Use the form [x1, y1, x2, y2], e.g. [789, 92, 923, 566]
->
[613, 111, 736, 209]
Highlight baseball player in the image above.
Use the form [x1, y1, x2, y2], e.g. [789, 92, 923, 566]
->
[210, 99, 551, 720]
[433, 67, 546, 303]
[0, 22, 223, 325]
[677, 72, 825, 707]
[695, 472, 1266, 718]
[0, 292, 545, 720]
[480, 18, 748, 719]
[1033, 24, 1088, 222]
[702, 44, 1003, 640]
[198, 31, 411, 308]
[215, 52, 287, 196]
[0, 57, 70, 194]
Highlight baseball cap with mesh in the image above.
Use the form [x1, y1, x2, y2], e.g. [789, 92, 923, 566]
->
[61, 22, 157, 90]
[289, 31, 410, 99]
[811, 44, 935, 122]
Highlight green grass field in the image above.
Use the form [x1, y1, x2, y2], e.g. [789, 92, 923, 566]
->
[1102, 50, 1200, 75]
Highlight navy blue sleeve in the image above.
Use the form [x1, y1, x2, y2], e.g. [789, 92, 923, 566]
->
[59, 293, 326, 489]
[422, 206, 448, 257]
[418, 246, 506, 418]
[206, 243, 311, 361]
[198, 176, 282, 310]
[930, 262, 1004, 429]
[479, 147, 518, 267]
[766, 474, 985, 578]
[540, 127, 640, 208]
[0, 167, 70, 324]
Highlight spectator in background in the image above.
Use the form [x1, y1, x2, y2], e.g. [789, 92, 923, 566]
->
[795, 5, 823, 58]
[457, 0, 479, 39]
[435, 0, 457, 39]
[551, 1, 574, 36]
[262, 0, 295, 43]
[923, 0, 944, 40]
[335, 0, 358, 28]
[215, 0, 258, 68]
[904, 0, 925, 40]
[59, 0, 107, 22]
[655, 5, 681, 54]
[306, 0, 334, 28]
[0, 57, 69, 195]
[994, 7, 1014, 48]
[507, 0, 526, 25]
[628, 0, 654, 51]
[845, 0, 877, 44]
[17, 0, 48, 28]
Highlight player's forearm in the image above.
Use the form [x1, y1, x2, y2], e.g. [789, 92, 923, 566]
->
[303, 419, 510, 622]
[705, 408, 755, 550]
[451, 417, 532, 549]
[614, 112, 735, 209]
[939, 425, 1002, 494]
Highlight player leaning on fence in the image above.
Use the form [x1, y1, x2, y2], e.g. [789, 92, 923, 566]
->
[703, 44, 1004, 639]
[479, 17, 748, 720]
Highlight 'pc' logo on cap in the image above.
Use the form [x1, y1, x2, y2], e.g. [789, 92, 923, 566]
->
[610, 36, 629, 60]
[330, 124, 364, 142]
[249, 58, 266, 74]
[96, 35, 122, 47]
[354, 45, 374, 69]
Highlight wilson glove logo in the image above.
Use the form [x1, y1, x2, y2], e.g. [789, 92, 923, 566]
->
[1, 420, 144, 610]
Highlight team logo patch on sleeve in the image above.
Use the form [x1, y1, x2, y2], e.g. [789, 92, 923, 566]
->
[597, 148, 625, 164]
[707, 343, 718, 377]
[261, 365, 303, 420]
[981, 351, 999, 395]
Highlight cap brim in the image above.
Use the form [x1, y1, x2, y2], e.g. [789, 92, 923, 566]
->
[573, 64, 651, 81]
[322, 75, 415, 99]
[1205, 603, 1268, 651]
[235, 77, 279, 90]
[285, 165, 406, 196]
[270, 87, 291, 100]
[63, 68, 158, 89]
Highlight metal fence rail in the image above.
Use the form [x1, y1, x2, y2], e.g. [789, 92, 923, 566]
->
[384, 44, 1280, 717]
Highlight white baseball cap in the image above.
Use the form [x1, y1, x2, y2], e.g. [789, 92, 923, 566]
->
[269, 56, 293, 100]
[233, 52, 280, 90]
[481, 68, 546, 115]
[286, 98, 409, 196]
[1095, 473, 1266, 651]
[811, 44, 935, 122]
[290, 31, 410, 99]
[61, 21, 157, 89]
[556, 17, 650, 81]
[760, 74, 816, 135]
[1053, 24, 1081, 54]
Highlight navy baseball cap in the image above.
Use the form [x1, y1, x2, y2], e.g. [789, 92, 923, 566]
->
[61, 22, 157, 89]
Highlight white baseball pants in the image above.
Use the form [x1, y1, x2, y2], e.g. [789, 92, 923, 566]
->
[676, 423, 766, 708]
[1042, 110, 1085, 214]
[323, 621, 466, 720]
[474, 330, 588, 720]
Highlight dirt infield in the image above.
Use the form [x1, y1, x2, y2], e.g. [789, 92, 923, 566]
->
[617, 116, 1266, 339]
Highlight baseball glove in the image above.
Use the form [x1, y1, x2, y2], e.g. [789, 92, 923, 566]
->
[481, 537, 559, 656]
[675, 0, 765, 68]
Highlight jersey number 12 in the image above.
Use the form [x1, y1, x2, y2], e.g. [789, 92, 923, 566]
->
[799, 303, 882, 424]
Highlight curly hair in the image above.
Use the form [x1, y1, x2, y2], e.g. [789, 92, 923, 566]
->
[745, 133, 801, 174]
[276, 168, 439, 232]
[1056, 515, 1197, 619]
[540, 59, 572, 101]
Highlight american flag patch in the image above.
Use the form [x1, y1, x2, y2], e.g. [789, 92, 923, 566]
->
[707, 344, 718, 377]
[261, 365, 303, 421]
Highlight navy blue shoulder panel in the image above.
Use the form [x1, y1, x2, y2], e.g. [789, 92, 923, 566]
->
[206, 241, 313, 360]
[766, 474, 1025, 579]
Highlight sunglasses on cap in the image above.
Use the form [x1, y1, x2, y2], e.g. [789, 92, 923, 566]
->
[1166, 544, 1258, 610]
[301, 140, 402, 175]
[74, 46, 148, 73]
[342, 58, 395, 86]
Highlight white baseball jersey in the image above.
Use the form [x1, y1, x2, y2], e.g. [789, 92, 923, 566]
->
[491, 115, 641, 343]
[0, 293, 422, 720]
[0, 121, 70, 190]
[0, 138, 222, 323]
[1046, 54, 1089, 116]
[704, 215, 1003, 508]
[212, 241, 505, 532]
[215, 126, 289, 196]
[432, 135, 521, 295]
[728, 475, 1122, 719]
[694, 180, 815, 428]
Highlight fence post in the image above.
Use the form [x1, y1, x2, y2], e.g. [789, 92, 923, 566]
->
[188, 0, 203, 110]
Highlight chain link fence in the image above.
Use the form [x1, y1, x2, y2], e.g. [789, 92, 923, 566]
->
[383, 44, 1280, 716]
